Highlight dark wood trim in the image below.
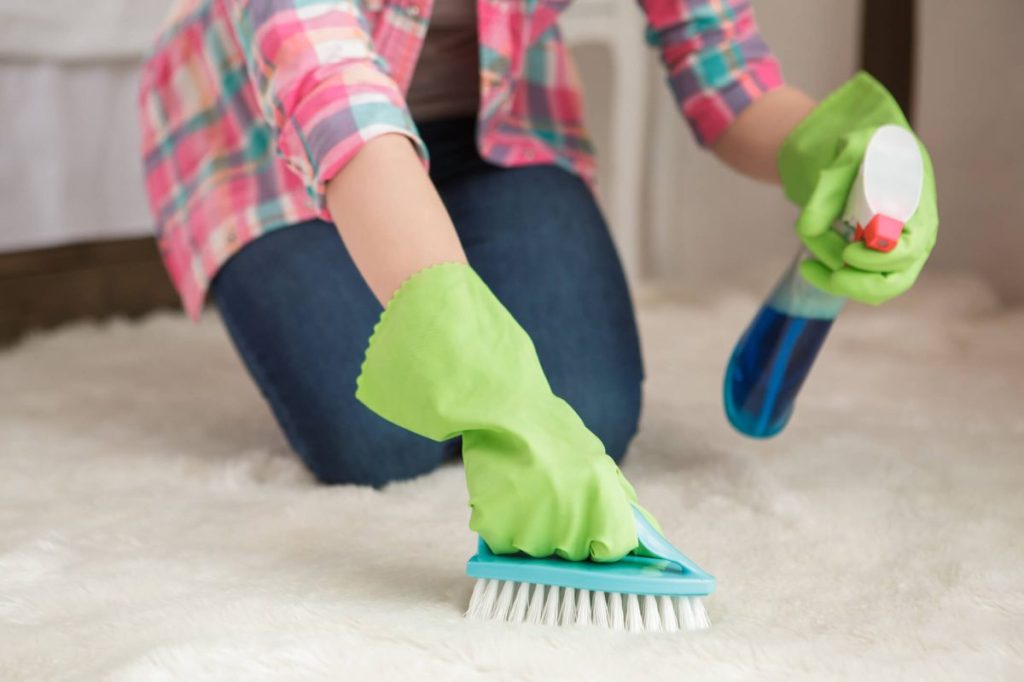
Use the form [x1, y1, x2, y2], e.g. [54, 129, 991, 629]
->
[860, 0, 916, 122]
[0, 238, 180, 347]
[0, 238, 162, 278]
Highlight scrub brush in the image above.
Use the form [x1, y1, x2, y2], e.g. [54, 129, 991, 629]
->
[465, 506, 714, 633]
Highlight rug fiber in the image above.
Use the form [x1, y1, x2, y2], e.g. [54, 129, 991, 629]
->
[1, 275, 1021, 681]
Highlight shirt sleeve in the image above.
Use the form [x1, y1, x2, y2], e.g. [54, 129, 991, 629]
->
[227, 0, 426, 206]
[638, 0, 784, 146]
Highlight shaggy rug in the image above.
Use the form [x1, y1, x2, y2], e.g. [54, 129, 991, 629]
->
[1, 275, 1021, 681]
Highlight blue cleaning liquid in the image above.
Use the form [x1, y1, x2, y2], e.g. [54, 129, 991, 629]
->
[723, 253, 846, 438]
[723, 306, 835, 438]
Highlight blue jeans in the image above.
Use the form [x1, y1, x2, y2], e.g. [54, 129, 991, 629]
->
[211, 117, 644, 486]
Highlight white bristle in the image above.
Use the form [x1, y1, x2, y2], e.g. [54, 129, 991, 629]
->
[625, 594, 644, 632]
[465, 580, 711, 634]
[690, 597, 711, 630]
[466, 579, 488, 619]
[492, 580, 516, 621]
[483, 579, 501, 618]
[468, 579, 499, 620]
[575, 589, 591, 625]
[679, 596, 697, 630]
[659, 595, 679, 632]
[609, 591, 625, 631]
[642, 595, 662, 631]
[559, 587, 576, 626]
[592, 591, 610, 628]
[541, 584, 559, 626]
[509, 582, 531, 623]
[525, 583, 546, 624]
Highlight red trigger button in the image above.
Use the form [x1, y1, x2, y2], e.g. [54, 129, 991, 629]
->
[862, 214, 904, 252]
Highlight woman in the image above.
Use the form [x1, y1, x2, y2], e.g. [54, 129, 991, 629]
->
[139, 0, 938, 561]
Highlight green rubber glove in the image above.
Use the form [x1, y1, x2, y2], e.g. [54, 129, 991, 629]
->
[778, 72, 939, 305]
[355, 263, 650, 562]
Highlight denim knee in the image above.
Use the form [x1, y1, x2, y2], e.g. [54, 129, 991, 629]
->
[570, 377, 643, 466]
[286, 408, 455, 488]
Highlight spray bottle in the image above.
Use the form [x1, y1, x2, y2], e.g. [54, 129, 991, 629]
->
[723, 125, 924, 438]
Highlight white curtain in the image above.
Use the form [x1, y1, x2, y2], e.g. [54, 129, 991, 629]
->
[0, 62, 153, 252]
[0, 0, 173, 61]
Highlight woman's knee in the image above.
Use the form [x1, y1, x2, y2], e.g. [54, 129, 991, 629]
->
[286, 408, 455, 487]
[569, 376, 643, 465]
[601, 386, 643, 465]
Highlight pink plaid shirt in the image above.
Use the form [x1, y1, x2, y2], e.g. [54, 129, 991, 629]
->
[140, 0, 783, 317]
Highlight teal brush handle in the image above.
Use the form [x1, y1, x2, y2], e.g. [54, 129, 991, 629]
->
[631, 506, 712, 580]
[474, 506, 713, 578]
[469, 505, 715, 596]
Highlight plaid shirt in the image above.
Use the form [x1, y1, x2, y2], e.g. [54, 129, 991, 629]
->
[140, 0, 783, 317]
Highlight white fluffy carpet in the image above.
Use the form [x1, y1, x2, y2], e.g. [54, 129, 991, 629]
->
[1, 275, 1022, 681]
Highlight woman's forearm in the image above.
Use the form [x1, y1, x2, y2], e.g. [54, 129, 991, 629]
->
[325, 87, 814, 305]
[325, 134, 467, 305]
[711, 85, 817, 183]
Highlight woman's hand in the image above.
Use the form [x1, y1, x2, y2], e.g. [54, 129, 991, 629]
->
[710, 75, 938, 305]
[777, 73, 938, 305]
[356, 263, 649, 562]
[327, 137, 654, 562]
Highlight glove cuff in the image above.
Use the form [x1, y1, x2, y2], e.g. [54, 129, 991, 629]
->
[778, 71, 910, 207]
[355, 262, 553, 441]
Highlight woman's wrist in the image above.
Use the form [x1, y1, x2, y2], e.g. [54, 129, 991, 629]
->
[711, 86, 817, 184]
[325, 134, 467, 306]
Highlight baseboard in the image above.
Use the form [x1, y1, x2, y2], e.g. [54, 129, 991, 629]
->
[0, 238, 181, 347]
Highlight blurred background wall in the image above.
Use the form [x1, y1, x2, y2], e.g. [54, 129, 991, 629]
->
[1, 0, 1022, 345]
[915, 0, 1023, 301]
[572, 0, 1024, 301]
